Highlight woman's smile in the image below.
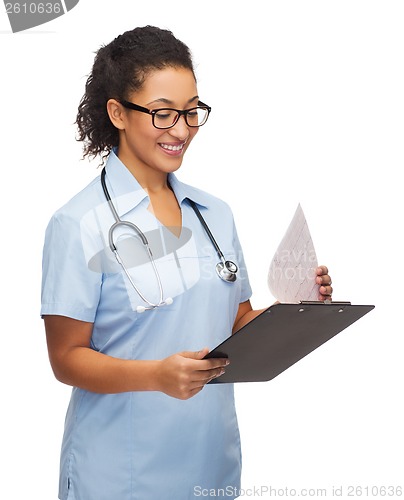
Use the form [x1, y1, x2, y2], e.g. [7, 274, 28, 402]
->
[158, 139, 188, 156]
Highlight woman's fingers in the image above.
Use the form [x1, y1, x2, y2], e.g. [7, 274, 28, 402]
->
[316, 265, 333, 300]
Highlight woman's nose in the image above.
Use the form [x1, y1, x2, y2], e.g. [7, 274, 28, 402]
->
[169, 114, 190, 140]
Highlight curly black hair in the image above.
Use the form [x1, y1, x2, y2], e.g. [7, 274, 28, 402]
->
[76, 26, 195, 162]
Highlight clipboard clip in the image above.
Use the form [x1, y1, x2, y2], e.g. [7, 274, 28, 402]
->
[298, 300, 352, 314]
[300, 300, 351, 305]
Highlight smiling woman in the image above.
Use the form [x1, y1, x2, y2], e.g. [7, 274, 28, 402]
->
[40, 25, 332, 500]
[106, 66, 201, 182]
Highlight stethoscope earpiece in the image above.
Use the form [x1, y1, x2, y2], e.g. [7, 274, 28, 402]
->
[136, 297, 173, 314]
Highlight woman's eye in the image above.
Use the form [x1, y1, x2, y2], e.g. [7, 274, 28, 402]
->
[155, 111, 173, 120]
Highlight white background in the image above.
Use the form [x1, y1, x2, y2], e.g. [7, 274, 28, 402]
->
[1, 1, 403, 498]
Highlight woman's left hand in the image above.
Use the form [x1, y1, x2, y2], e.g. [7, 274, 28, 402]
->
[316, 265, 333, 301]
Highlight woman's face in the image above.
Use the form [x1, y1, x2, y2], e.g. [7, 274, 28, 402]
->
[115, 66, 200, 177]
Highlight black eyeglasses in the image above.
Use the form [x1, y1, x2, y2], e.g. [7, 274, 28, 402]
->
[119, 100, 211, 129]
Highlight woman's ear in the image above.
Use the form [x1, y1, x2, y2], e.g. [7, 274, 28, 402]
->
[106, 99, 126, 130]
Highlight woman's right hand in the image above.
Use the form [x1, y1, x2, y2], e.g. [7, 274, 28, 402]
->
[156, 348, 229, 400]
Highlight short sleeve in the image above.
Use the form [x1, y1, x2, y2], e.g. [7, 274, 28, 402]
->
[41, 210, 102, 322]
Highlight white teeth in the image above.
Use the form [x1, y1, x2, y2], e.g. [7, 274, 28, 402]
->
[160, 143, 184, 151]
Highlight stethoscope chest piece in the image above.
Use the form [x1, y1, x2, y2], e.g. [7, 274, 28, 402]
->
[216, 260, 238, 283]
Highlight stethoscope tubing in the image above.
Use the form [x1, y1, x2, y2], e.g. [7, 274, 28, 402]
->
[186, 198, 225, 263]
[102, 168, 165, 310]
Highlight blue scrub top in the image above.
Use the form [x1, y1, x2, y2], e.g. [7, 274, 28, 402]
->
[41, 150, 252, 500]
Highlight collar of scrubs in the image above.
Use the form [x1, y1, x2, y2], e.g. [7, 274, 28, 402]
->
[104, 149, 209, 218]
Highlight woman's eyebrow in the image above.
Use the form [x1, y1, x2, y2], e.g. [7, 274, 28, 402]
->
[146, 95, 199, 106]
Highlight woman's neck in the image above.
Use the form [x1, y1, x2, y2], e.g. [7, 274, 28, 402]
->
[117, 149, 169, 195]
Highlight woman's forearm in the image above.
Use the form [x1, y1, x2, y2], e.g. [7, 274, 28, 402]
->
[52, 346, 161, 394]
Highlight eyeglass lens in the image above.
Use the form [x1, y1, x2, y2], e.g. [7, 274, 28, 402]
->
[154, 107, 209, 129]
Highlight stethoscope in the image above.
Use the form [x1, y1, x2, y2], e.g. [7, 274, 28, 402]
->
[101, 168, 238, 313]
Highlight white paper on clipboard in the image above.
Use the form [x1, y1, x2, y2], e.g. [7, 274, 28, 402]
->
[268, 204, 320, 303]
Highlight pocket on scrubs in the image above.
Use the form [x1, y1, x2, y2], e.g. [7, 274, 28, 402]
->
[62, 476, 75, 500]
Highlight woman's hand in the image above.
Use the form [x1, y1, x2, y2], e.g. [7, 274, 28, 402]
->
[316, 265, 333, 301]
[155, 348, 229, 400]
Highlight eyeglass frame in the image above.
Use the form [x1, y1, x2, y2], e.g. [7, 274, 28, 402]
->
[119, 99, 212, 129]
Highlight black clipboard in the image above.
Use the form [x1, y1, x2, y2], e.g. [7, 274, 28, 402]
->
[205, 301, 375, 383]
